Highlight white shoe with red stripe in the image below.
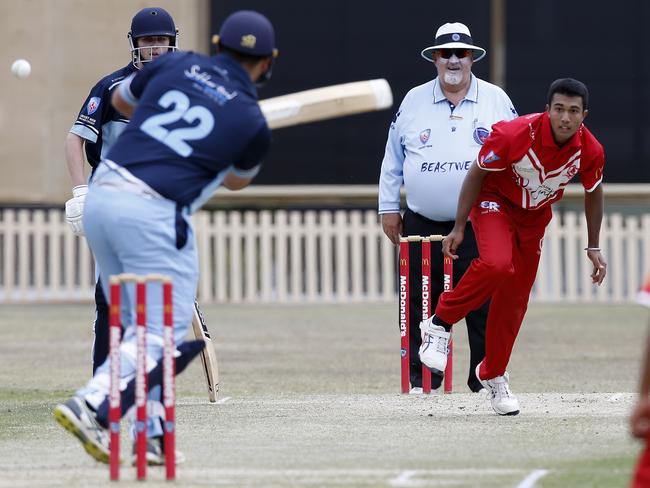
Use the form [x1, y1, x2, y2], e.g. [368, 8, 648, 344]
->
[475, 363, 520, 416]
[418, 316, 450, 376]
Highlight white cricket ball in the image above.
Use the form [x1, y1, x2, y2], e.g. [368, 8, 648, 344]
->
[11, 59, 31, 79]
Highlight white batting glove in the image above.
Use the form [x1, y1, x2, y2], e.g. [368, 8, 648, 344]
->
[65, 185, 88, 236]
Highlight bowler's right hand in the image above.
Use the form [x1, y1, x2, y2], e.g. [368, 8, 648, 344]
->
[442, 226, 464, 260]
[381, 213, 402, 246]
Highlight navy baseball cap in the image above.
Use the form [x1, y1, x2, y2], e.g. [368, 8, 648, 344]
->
[216, 10, 278, 57]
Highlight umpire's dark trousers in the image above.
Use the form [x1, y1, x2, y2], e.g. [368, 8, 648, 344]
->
[402, 208, 487, 392]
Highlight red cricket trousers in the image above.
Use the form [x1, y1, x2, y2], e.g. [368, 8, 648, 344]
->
[435, 194, 552, 379]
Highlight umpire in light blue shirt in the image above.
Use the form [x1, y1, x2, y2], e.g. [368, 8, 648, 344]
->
[378, 22, 517, 393]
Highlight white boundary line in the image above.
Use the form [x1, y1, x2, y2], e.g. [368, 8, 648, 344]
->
[175, 468, 525, 480]
[388, 470, 417, 486]
[215, 396, 232, 404]
[516, 469, 549, 488]
[608, 393, 625, 402]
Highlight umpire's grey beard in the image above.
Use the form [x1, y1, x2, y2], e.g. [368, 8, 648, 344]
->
[443, 71, 463, 85]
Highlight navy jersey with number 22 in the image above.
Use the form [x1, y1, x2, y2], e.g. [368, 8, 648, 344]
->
[107, 51, 270, 212]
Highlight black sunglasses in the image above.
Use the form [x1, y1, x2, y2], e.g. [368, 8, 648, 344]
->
[437, 48, 472, 59]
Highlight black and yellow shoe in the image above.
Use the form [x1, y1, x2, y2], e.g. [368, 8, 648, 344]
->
[53, 396, 112, 463]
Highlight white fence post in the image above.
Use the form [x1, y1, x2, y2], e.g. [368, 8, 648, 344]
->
[260, 210, 273, 303]
[275, 210, 288, 303]
[364, 210, 381, 301]
[334, 211, 348, 303]
[563, 212, 579, 302]
[319, 210, 334, 303]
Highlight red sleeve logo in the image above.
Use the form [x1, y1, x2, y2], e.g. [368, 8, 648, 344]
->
[86, 97, 101, 115]
[480, 150, 500, 165]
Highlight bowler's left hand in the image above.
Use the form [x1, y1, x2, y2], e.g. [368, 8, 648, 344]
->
[586, 250, 607, 285]
[442, 227, 464, 260]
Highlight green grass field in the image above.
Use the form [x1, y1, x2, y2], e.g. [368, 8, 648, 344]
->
[0, 302, 646, 487]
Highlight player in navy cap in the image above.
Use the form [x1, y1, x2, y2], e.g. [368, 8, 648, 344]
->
[64, 7, 179, 378]
[55, 10, 277, 466]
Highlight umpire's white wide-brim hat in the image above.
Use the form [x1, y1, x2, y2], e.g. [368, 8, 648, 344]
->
[421, 22, 486, 62]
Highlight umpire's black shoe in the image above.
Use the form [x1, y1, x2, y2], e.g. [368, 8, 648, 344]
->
[409, 372, 443, 394]
[469, 381, 487, 393]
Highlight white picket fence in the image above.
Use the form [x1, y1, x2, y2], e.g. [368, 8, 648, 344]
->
[0, 207, 648, 303]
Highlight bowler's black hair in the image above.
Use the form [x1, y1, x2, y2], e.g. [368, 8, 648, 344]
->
[547, 78, 589, 110]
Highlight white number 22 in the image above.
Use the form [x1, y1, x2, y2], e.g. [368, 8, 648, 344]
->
[140, 90, 214, 157]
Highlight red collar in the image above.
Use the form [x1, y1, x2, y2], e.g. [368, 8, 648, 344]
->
[540, 112, 583, 149]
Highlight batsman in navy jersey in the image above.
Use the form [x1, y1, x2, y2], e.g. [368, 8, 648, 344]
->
[64, 7, 179, 374]
[54, 10, 278, 466]
[107, 50, 271, 211]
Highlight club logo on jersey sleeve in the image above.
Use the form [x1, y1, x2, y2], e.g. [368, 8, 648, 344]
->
[419, 129, 431, 144]
[473, 127, 490, 145]
[86, 97, 101, 115]
[480, 150, 500, 165]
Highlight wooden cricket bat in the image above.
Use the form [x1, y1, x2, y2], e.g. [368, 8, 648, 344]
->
[191, 299, 219, 402]
[259, 79, 393, 129]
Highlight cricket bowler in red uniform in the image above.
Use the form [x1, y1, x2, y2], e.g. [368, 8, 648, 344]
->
[630, 274, 650, 487]
[418, 78, 607, 415]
